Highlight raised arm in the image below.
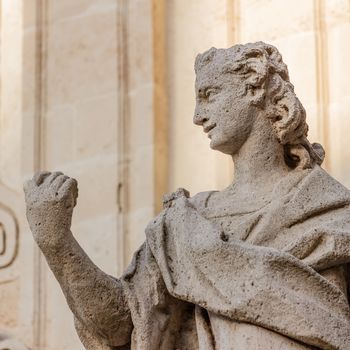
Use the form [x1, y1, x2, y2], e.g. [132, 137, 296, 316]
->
[24, 172, 133, 348]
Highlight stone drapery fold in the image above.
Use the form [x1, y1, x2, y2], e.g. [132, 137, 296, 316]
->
[120, 167, 350, 349]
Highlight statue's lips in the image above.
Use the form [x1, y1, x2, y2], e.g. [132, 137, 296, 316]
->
[203, 123, 216, 134]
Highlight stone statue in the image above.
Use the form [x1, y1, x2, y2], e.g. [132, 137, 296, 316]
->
[24, 42, 350, 349]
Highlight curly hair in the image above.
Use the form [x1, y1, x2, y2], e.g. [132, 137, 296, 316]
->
[195, 42, 325, 169]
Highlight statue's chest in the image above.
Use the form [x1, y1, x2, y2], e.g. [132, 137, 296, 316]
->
[205, 211, 264, 242]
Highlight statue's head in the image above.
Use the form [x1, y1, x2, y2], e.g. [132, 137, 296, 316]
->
[194, 41, 324, 169]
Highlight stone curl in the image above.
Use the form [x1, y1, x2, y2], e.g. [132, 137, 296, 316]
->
[195, 42, 325, 169]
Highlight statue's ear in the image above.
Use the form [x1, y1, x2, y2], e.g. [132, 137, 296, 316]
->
[271, 91, 296, 143]
[274, 95, 290, 122]
[268, 87, 307, 147]
[244, 71, 267, 107]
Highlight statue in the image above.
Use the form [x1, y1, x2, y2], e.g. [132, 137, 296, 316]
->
[24, 42, 350, 349]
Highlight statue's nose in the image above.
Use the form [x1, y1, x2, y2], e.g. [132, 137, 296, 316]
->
[193, 107, 208, 126]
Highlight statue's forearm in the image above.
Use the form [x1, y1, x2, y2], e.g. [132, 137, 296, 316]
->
[37, 229, 133, 347]
[24, 172, 133, 346]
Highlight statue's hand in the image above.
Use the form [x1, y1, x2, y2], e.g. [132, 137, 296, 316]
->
[24, 171, 78, 247]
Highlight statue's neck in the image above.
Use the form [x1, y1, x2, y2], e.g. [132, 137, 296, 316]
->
[231, 115, 289, 196]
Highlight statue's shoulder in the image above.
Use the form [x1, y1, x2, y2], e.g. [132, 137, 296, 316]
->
[301, 165, 350, 202]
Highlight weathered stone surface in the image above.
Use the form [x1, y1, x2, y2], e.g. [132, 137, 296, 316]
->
[24, 42, 350, 349]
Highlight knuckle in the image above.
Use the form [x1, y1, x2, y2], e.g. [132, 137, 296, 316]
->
[67, 178, 77, 188]
[61, 185, 72, 195]
[55, 174, 65, 182]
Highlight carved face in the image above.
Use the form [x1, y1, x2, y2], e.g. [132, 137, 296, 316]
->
[194, 61, 257, 155]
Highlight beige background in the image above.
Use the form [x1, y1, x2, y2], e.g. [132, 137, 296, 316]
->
[0, 0, 349, 349]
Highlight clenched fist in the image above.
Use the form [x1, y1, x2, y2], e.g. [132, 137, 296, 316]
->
[24, 171, 78, 248]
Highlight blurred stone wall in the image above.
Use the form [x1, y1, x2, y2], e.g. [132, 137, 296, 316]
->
[0, 0, 349, 349]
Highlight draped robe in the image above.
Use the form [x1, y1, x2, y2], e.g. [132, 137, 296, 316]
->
[95, 166, 350, 349]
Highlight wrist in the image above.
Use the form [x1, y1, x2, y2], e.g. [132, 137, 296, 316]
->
[34, 228, 72, 251]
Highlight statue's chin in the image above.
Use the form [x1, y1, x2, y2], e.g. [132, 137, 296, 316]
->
[209, 139, 235, 155]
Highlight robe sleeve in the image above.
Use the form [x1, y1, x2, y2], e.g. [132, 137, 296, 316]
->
[145, 197, 350, 350]
[120, 243, 191, 350]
